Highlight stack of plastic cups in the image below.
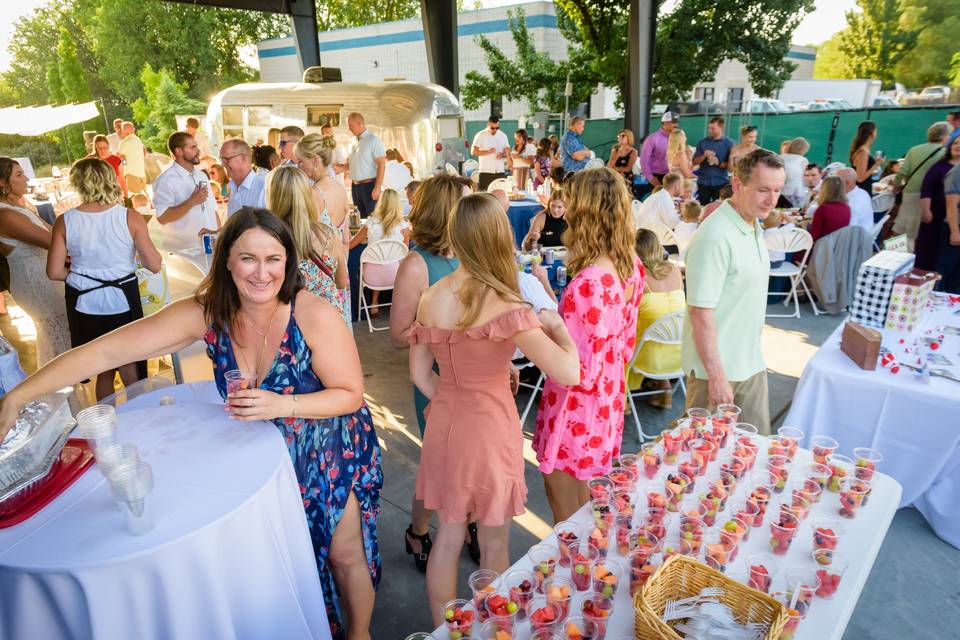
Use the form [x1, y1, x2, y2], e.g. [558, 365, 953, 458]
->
[76, 404, 119, 452]
[108, 460, 155, 535]
[94, 442, 140, 479]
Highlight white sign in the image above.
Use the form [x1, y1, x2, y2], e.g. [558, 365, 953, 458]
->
[883, 234, 908, 253]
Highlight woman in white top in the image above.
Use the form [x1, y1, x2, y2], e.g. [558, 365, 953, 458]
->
[729, 125, 760, 171]
[0, 157, 71, 365]
[509, 129, 537, 187]
[667, 129, 696, 179]
[47, 158, 162, 399]
[780, 137, 811, 208]
[350, 189, 410, 317]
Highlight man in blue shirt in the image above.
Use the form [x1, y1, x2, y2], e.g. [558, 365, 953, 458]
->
[560, 116, 592, 174]
[220, 138, 266, 217]
[693, 116, 735, 204]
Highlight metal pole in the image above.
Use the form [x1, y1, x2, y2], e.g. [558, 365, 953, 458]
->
[97, 97, 109, 133]
[564, 71, 572, 124]
[626, 0, 656, 137]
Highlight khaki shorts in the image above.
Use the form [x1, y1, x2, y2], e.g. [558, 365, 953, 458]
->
[892, 191, 922, 241]
[684, 370, 771, 435]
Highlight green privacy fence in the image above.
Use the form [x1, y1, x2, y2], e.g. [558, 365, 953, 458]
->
[466, 105, 959, 169]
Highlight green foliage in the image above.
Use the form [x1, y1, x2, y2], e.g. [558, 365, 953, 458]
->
[950, 52, 960, 88]
[838, 0, 916, 88]
[893, 0, 960, 88]
[131, 65, 207, 153]
[813, 33, 853, 80]
[315, 0, 420, 30]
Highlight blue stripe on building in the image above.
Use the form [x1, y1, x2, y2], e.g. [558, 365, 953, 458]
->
[786, 51, 816, 61]
[260, 46, 298, 58]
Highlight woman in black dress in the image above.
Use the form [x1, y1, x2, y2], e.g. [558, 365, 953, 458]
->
[608, 129, 638, 186]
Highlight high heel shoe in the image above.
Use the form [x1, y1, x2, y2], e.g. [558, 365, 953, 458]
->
[467, 522, 481, 563]
[404, 524, 432, 573]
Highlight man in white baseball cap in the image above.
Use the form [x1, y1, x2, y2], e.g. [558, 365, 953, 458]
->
[639, 111, 679, 190]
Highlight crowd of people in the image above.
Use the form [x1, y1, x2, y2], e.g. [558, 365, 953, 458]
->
[1, 104, 959, 639]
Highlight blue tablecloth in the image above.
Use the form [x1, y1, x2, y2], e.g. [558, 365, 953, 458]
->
[507, 200, 543, 247]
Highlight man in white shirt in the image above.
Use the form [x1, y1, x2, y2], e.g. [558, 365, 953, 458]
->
[278, 125, 305, 165]
[320, 124, 349, 184]
[185, 117, 212, 157]
[152, 132, 219, 238]
[117, 122, 146, 195]
[346, 112, 386, 216]
[636, 172, 683, 229]
[220, 139, 266, 217]
[837, 167, 874, 232]
[106, 118, 123, 154]
[471, 116, 510, 191]
[382, 148, 413, 194]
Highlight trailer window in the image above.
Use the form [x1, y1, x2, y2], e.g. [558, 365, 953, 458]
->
[438, 116, 463, 140]
[306, 106, 341, 128]
[247, 106, 272, 128]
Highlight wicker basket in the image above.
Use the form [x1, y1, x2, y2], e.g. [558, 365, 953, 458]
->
[634, 555, 788, 639]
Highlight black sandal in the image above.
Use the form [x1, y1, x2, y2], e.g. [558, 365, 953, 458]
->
[404, 524, 432, 573]
[467, 522, 481, 563]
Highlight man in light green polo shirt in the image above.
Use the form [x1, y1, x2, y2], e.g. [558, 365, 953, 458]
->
[681, 149, 786, 434]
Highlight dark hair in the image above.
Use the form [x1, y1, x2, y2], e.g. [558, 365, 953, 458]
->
[740, 125, 757, 135]
[718, 184, 733, 200]
[514, 128, 530, 151]
[949, 111, 960, 120]
[537, 137, 552, 156]
[734, 148, 785, 184]
[946, 135, 960, 162]
[280, 125, 305, 138]
[168, 131, 193, 154]
[194, 207, 303, 337]
[805, 163, 821, 172]
[0, 157, 18, 196]
[849, 121, 877, 161]
[488, 116, 500, 125]
[709, 116, 725, 126]
[186, 117, 200, 129]
[253, 145, 277, 170]
[92, 134, 109, 147]
[549, 166, 567, 184]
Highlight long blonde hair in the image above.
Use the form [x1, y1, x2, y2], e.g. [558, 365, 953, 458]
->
[667, 129, 687, 160]
[562, 167, 637, 280]
[409, 173, 474, 255]
[634, 229, 672, 280]
[265, 165, 334, 260]
[371, 188, 402, 237]
[448, 193, 527, 328]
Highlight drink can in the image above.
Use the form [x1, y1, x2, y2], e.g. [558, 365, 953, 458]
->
[544, 248, 555, 265]
[556, 265, 567, 287]
[202, 233, 216, 255]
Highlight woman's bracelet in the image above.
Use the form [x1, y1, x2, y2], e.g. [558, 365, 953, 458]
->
[291, 394, 298, 417]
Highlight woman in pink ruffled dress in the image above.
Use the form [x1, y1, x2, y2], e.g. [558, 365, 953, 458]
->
[533, 167, 645, 523]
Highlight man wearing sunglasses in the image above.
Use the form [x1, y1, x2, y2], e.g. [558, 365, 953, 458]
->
[278, 125, 305, 165]
[471, 116, 510, 191]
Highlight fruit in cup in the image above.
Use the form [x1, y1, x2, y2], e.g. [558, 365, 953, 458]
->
[630, 556, 658, 595]
[647, 489, 667, 511]
[544, 581, 572, 618]
[587, 526, 609, 556]
[580, 595, 611, 637]
[721, 456, 747, 481]
[557, 530, 579, 568]
[592, 564, 619, 597]
[768, 514, 797, 556]
[444, 604, 475, 639]
[484, 593, 519, 619]
[748, 565, 772, 593]
[767, 457, 791, 494]
[508, 579, 535, 621]
[612, 490, 633, 517]
[749, 486, 772, 523]
[642, 449, 661, 479]
[528, 601, 560, 632]
[587, 478, 612, 502]
[705, 543, 729, 571]
[473, 585, 496, 620]
[780, 610, 801, 640]
[699, 492, 722, 527]
[815, 569, 842, 598]
[661, 430, 683, 464]
[615, 518, 632, 555]
[827, 459, 849, 493]
[664, 474, 689, 512]
[838, 481, 867, 519]
[571, 552, 593, 591]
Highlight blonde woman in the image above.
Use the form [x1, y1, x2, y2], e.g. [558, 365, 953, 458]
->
[627, 229, 684, 408]
[265, 165, 349, 322]
[350, 188, 410, 316]
[409, 192, 579, 625]
[533, 167, 645, 523]
[295, 134, 352, 320]
[667, 128, 695, 179]
[607, 129, 638, 185]
[47, 158, 162, 397]
[781, 137, 811, 208]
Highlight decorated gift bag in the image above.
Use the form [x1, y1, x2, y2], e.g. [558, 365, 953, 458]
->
[849, 251, 915, 328]
[137, 263, 171, 317]
[884, 269, 939, 333]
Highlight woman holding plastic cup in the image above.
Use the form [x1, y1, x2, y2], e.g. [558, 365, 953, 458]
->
[0, 208, 382, 640]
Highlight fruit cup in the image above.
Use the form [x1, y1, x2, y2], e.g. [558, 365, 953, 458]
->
[591, 560, 622, 598]
[587, 477, 613, 503]
[610, 488, 634, 519]
[730, 498, 760, 538]
[678, 515, 705, 554]
[852, 447, 883, 479]
[854, 466, 877, 507]
[810, 435, 839, 465]
[767, 435, 792, 459]
[710, 414, 736, 452]
[660, 534, 693, 560]
[633, 529, 660, 556]
[771, 592, 804, 640]
[766, 454, 792, 494]
[776, 426, 804, 460]
[629, 549, 662, 596]
[607, 465, 637, 494]
[614, 513, 632, 556]
[812, 518, 844, 556]
[542, 575, 575, 619]
[578, 592, 613, 639]
[826, 454, 854, 493]
[482, 588, 520, 633]
[734, 433, 761, 471]
[569, 542, 600, 591]
[677, 418, 697, 451]
[720, 455, 748, 481]
[687, 407, 710, 429]
[442, 599, 476, 640]
[527, 595, 564, 634]
[503, 569, 537, 621]
[641, 507, 667, 541]
[615, 452, 639, 476]
[715, 404, 741, 440]
[697, 489, 723, 527]
[703, 531, 731, 572]
[664, 472, 691, 512]
[646, 486, 667, 512]
[709, 468, 738, 501]
[812, 550, 848, 599]
[555, 521, 582, 568]
[785, 568, 821, 617]
[768, 512, 799, 556]
[782, 492, 811, 523]
[477, 618, 514, 640]
[661, 429, 683, 465]
[746, 553, 778, 594]
[748, 472, 777, 523]
[529, 630, 560, 640]
[639, 442, 661, 480]
[718, 516, 748, 561]
[837, 477, 870, 519]
[791, 476, 822, 508]
[528, 544, 560, 590]
[588, 499, 615, 557]
[677, 456, 700, 485]
[560, 615, 599, 640]
[469, 569, 499, 622]
[689, 438, 715, 475]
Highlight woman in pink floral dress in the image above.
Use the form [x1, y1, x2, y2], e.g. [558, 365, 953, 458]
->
[533, 167, 645, 523]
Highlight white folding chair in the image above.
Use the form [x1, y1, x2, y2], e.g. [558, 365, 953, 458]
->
[871, 214, 890, 251]
[872, 192, 895, 215]
[625, 311, 687, 443]
[512, 356, 545, 426]
[585, 158, 605, 170]
[631, 199, 643, 221]
[764, 227, 822, 318]
[487, 178, 510, 193]
[359, 239, 409, 332]
[462, 159, 479, 177]
[445, 162, 459, 176]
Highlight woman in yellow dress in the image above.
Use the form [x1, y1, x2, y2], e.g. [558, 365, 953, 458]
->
[627, 228, 685, 409]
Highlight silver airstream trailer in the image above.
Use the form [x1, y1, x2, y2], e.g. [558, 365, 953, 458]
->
[205, 81, 467, 178]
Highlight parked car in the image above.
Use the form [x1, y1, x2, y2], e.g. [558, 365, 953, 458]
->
[805, 98, 855, 111]
[918, 86, 951, 103]
[871, 96, 898, 108]
[744, 98, 790, 114]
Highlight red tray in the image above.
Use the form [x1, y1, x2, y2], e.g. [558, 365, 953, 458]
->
[0, 438, 95, 528]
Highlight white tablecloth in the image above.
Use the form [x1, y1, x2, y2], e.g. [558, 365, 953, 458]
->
[435, 443, 901, 640]
[0, 398, 330, 640]
[785, 299, 960, 548]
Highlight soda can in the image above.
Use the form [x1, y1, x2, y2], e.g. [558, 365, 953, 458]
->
[544, 248, 555, 265]
[202, 233, 216, 255]
[556, 265, 567, 287]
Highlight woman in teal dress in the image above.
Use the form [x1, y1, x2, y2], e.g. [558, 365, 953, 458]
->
[389, 173, 475, 571]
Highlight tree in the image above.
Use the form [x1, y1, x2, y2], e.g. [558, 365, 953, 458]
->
[56, 28, 95, 158]
[131, 65, 207, 153]
[813, 32, 855, 80]
[315, 0, 420, 30]
[838, 0, 916, 87]
[893, 0, 960, 88]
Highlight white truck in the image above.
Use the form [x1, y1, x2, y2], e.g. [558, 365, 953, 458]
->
[775, 79, 882, 109]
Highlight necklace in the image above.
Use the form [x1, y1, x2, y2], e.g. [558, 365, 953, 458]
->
[238, 301, 281, 381]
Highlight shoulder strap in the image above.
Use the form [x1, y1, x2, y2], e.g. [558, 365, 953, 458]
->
[905, 147, 944, 184]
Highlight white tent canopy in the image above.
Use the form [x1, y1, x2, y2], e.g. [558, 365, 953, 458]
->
[0, 101, 100, 136]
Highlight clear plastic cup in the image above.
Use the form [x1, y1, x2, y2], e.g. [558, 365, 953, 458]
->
[587, 477, 613, 502]
[616, 452, 639, 476]
[661, 428, 684, 464]
[776, 426, 804, 460]
[587, 499, 614, 557]
[837, 477, 870, 519]
[578, 591, 614, 638]
[717, 516, 748, 561]
[541, 574, 575, 619]
[468, 569, 499, 621]
[482, 588, 520, 632]
[640, 507, 667, 541]
[477, 616, 514, 639]
[591, 559, 622, 598]
[768, 512, 799, 556]
[719, 454, 748, 481]
[614, 513, 632, 555]
[441, 598, 476, 639]
[770, 592, 804, 640]
[730, 498, 760, 536]
[629, 549, 661, 596]
[791, 476, 823, 508]
[554, 521, 582, 568]
[606, 465, 637, 494]
[526, 594, 563, 635]
[503, 569, 537, 621]
[561, 616, 598, 640]
[677, 455, 700, 486]
[402, 634, 438, 640]
[224, 369, 258, 395]
[785, 568, 821, 617]
[766, 454, 792, 494]
[645, 485, 667, 512]
[664, 472, 691, 512]
[678, 515, 705, 555]
[108, 461, 154, 535]
[853, 447, 883, 479]
[94, 442, 140, 478]
[826, 454, 854, 493]
[805, 462, 832, 494]
[686, 407, 711, 429]
[733, 432, 761, 470]
[660, 534, 693, 560]
[703, 530, 731, 572]
[529, 626, 562, 640]
[569, 542, 600, 591]
[528, 543, 560, 590]
[76, 404, 118, 451]
[812, 550, 849, 599]
[747, 553, 778, 594]
[639, 442, 661, 480]
[767, 434, 793, 460]
[781, 492, 811, 523]
[810, 435, 839, 465]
